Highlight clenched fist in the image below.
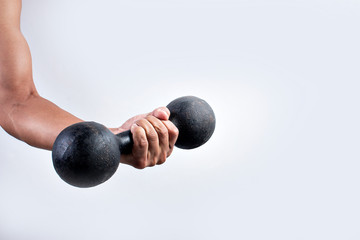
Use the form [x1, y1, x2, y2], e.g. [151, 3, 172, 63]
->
[110, 107, 179, 169]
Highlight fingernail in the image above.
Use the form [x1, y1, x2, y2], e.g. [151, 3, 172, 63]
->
[160, 109, 168, 116]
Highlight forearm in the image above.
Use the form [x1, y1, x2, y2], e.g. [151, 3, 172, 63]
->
[0, 92, 83, 150]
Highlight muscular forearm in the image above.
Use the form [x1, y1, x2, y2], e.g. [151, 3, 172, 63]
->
[0, 92, 83, 150]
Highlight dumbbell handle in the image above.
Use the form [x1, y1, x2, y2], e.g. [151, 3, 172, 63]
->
[115, 130, 133, 155]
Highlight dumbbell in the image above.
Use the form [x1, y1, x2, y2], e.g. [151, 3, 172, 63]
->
[52, 96, 216, 188]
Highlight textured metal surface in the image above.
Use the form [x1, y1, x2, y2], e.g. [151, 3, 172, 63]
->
[167, 96, 216, 149]
[52, 122, 120, 188]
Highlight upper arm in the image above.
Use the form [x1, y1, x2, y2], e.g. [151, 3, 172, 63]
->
[0, 0, 36, 100]
[0, 0, 21, 30]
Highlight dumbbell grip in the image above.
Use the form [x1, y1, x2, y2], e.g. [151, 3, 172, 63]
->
[115, 114, 180, 156]
[115, 115, 179, 155]
[114, 95, 216, 154]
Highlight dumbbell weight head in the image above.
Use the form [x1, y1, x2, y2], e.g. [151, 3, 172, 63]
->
[52, 122, 121, 188]
[167, 96, 216, 149]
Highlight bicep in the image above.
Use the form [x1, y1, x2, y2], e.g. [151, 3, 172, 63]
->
[0, 0, 33, 93]
[0, 29, 34, 94]
[0, 0, 21, 29]
[0, 0, 30, 85]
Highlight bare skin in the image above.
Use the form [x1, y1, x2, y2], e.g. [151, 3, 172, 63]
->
[0, 0, 178, 169]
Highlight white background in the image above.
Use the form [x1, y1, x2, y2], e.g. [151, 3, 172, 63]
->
[1, 0, 359, 239]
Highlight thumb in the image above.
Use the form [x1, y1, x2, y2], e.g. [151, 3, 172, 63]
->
[151, 107, 170, 120]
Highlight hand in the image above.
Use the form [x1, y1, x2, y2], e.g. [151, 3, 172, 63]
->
[109, 107, 179, 169]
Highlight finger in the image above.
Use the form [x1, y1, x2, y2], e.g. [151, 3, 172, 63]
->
[135, 118, 159, 166]
[151, 107, 170, 121]
[146, 115, 169, 165]
[119, 113, 148, 131]
[130, 124, 148, 169]
[162, 120, 179, 157]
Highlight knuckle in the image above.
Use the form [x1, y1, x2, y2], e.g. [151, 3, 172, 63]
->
[138, 137, 148, 149]
[135, 118, 146, 126]
[147, 130, 158, 142]
[145, 115, 158, 123]
[147, 116, 168, 136]
[157, 125, 168, 136]
[146, 115, 155, 120]
[133, 125, 146, 136]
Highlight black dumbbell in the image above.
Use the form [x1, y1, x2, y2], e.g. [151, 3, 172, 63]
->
[52, 96, 216, 188]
